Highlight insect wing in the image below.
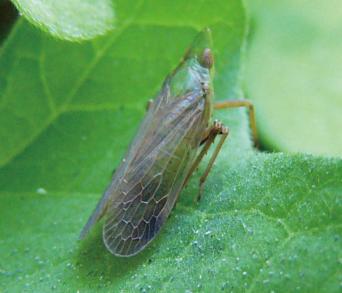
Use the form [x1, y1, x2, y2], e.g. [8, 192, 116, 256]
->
[80, 29, 214, 256]
[79, 84, 170, 240]
[103, 89, 206, 256]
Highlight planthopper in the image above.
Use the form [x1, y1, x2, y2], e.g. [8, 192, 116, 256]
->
[79, 28, 258, 257]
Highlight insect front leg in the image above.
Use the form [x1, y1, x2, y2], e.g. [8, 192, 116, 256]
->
[214, 99, 258, 147]
[183, 120, 229, 202]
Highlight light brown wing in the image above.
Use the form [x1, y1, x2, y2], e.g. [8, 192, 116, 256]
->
[79, 79, 173, 239]
[80, 29, 214, 256]
[103, 91, 206, 256]
[79, 85, 205, 239]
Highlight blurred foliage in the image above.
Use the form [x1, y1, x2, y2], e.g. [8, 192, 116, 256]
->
[245, 0, 342, 156]
[10, 0, 114, 40]
[0, 0, 341, 292]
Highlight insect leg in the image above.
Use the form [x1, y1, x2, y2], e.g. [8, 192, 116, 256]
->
[199, 125, 214, 145]
[182, 121, 229, 201]
[182, 127, 217, 189]
[214, 99, 258, 147]
[197, 122, 229, 201]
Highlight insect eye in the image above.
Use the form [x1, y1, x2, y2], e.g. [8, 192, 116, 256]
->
[200, 48, 214, 69]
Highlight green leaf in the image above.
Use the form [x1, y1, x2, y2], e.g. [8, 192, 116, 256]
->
[0, 0, 246, 169]
[245, 0, 342, 157]
[10, 0, 114, 40]
[0, 1, 341, 292]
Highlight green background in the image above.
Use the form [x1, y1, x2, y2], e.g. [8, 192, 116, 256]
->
[0, 0, 341, 292]
[245, 0, 342, 157]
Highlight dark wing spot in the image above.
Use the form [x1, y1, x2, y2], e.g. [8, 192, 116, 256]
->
[133, 238, 143, 252]
[137, 221, 146, 238]
[132, 227, 139, 239]
[149, 216, 157, 240]
[153, 196, 168, 217]
[142, 224, 150, 245]
[130, 238, 142, 252]
[131, 202, 147, 226]
[144, 200, 157, 222]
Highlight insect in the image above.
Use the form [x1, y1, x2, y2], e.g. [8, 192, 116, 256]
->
[79, 28, 258, 257]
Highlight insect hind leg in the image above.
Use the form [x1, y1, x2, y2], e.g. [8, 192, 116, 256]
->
[214, 99, 258, 147]
[183, 120, 229, 202]
[197, 121, 228, 201]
